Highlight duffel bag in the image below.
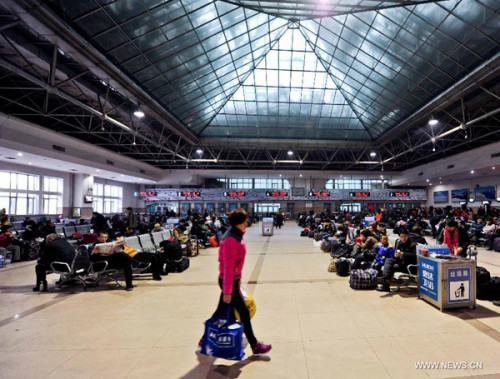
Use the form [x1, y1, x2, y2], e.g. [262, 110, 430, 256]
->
[335, 258, 351, 277]
[320, 239, 331, 252]
[175, 257, 190, 272]
[349, 268, 378, 290]
[490, 276, 500, 300]
[476, 266, 491, 285]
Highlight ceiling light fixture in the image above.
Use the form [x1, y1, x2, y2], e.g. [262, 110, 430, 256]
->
[196, 149, 203, 154]
[493, 167, 496, 170]
[470, 170, 475, 174]
[299, 174, 302, 177]
[370, 152, 376, 157]
[96, 169, 100, 172]
[28, 162, 32, 165]
[133, 103, 145, 118]
[429, 117, 438, 126]
[17, 152, 23, 157]
[287, 150, 293, 155]
[426, 179, 429, 182]
[132, 135, 136, 146]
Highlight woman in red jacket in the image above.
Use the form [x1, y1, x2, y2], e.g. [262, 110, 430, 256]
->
[200, 208, 272, 355]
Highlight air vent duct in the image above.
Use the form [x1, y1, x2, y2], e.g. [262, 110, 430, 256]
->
[52, 144, 65, 152]
[418, 172, 423, 176]
[491, 152, 500, 158]
[447, 164, 455, 169]
[106, 159, 114, 166]
[140, 169, 146, 174]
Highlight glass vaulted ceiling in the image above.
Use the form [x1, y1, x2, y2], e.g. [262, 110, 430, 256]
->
[222, 0, 442, 21]
[204, 27, 371, 140]
[45, 0, 500, 141]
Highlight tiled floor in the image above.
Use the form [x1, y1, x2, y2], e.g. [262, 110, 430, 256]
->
[2, 222, 500, 378]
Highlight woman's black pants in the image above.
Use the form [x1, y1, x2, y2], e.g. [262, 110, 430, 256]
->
[212, 278, 258, 348]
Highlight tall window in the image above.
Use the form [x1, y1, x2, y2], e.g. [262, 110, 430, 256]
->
[93, 183, 123, 214]
[326, 179, 388, 189]
[220, 178, 291, 189]
[0, 171, 62, 215]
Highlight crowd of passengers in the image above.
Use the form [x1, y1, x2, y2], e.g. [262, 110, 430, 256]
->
[0, 206, 259, 292]
[297, 206, 500, 291]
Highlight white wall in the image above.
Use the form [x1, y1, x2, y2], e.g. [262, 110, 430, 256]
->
[427, 174, 500, 207]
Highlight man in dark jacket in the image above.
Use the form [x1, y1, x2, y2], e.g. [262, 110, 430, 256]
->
[377, 229, 416, 292]
[33, 233, 75, 291]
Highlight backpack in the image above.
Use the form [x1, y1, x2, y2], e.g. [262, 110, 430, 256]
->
[335, 258, 351, 277]
[308, 231, 315, 238]
[349, 268, 378, 290]
[300, 231, 307, 237]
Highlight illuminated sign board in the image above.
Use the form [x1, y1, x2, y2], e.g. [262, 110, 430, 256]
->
[178, 191, 201, 197]
[349, 192, 370, 198]
[266, 191, 288, 197]
[309, 191, 331, 197]
[390, 191, 410, 198]
[140, 191, 157, 197]
[224, 191, 246, 197]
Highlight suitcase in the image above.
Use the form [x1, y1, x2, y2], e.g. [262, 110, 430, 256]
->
[189, 238, 199, 257]
[493, 237, 500, 252]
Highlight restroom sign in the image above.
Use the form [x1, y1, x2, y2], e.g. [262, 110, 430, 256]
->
[447, 267, 471, 304]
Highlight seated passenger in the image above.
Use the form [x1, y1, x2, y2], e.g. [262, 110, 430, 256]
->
[469, 218, 484, 243]
[351, 237, 378, 270]
[33, 233, 75, 292]
[174, 219, 190, 244]
[41, 220, 56, 237]
[91, 232, 145, 291]
[372, 235, 395, 273]
[117, 235, 163, 280]
[377, 229, 416, 292]
[443, 219, 469, 256]
[153, 223, 163, 232]
[483, 219, 497, 250]
[0, 224, 21, 262]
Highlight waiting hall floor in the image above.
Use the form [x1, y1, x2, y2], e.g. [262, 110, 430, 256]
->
[2, 222, 500, 378]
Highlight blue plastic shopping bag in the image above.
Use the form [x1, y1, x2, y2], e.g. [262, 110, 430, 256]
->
[201, 306, 245, 361]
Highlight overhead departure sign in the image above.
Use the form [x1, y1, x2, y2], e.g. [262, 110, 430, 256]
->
[224, 191, 246, 197]
[309, 191, 331, 197]
[178, 191, 201, 197]
[350, 191, 370, 198]
[266, 191, 288, 197]
[390, 191, 410, 198]
[139, 191, 157, 197]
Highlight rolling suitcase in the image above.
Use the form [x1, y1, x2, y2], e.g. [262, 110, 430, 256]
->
[493, 237, 500, 252]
